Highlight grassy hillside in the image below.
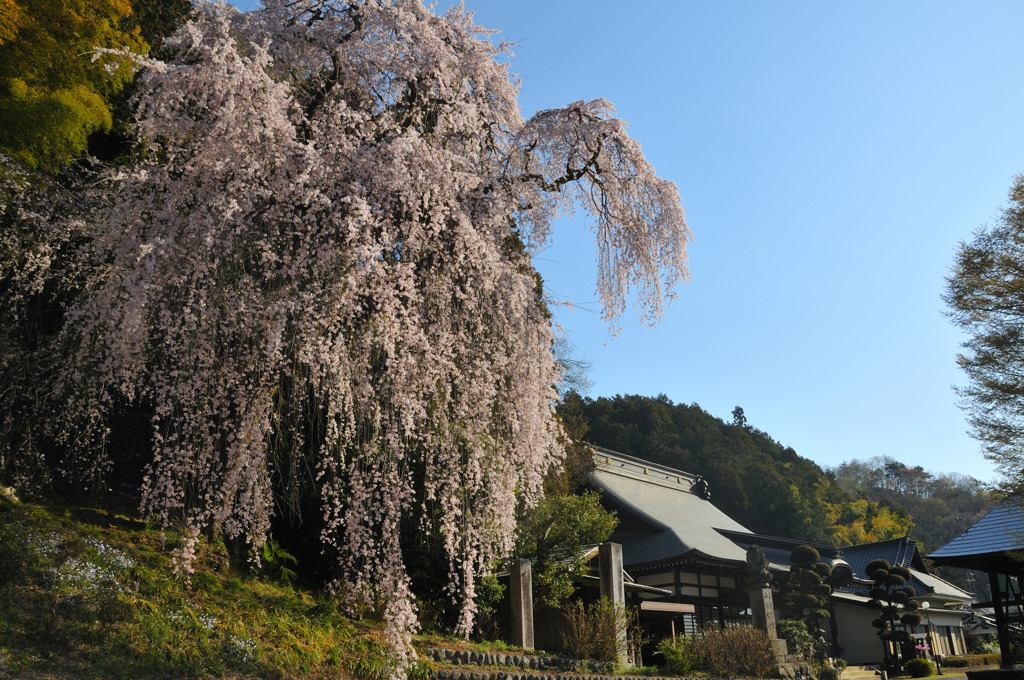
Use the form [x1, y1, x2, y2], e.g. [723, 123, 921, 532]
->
[0, 492, 417, 679]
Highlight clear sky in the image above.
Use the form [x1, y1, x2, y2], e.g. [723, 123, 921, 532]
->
[230, 1, 1024, 484]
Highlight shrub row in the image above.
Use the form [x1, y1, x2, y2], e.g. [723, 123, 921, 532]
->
[941, 653, 1001, 668]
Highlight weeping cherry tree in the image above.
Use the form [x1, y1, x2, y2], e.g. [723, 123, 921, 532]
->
[10, 0, 691, 667]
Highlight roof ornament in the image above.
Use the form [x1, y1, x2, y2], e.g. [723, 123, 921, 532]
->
[691, 476, 710, 500]
[744, 544, 773, 588]
[828, 549, 854, 587]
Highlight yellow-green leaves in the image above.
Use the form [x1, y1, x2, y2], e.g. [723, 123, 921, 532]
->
[0, 0, 147, 171]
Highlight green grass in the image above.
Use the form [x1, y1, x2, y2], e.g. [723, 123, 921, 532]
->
[0, 496, 402, 679]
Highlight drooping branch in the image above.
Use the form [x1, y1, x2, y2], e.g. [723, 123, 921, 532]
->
[504, 99, 691, 329]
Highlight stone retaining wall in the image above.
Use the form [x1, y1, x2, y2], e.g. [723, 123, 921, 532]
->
[422, 647, 814, 680]
[421, 647, 577, 671]
[432, 670, 663, 680]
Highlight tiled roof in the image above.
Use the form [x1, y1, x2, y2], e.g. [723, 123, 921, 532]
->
[842, 536, 919, 574]
[590, 448, 752, 568]
[928, 503, 1024, 559]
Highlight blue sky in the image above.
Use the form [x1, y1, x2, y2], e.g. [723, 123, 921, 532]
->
[231, 1, 1024, 484]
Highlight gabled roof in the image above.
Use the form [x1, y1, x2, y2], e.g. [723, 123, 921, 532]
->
[928, 502, 1024, 574]
[590, 447, 752, 569]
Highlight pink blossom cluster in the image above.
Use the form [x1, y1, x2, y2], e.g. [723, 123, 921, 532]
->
[3, 1, 690, 673]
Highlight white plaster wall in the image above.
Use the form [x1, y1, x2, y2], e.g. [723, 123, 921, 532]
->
[834, 602, 886, 665]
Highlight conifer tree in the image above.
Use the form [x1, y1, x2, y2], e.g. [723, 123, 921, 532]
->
[866, 559, 921, 674]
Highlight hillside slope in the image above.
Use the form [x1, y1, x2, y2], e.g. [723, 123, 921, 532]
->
[561, 393, 912, 545]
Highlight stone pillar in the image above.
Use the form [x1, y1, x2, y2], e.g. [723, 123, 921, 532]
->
[749, 584, 778, 636]
[510, 558, 534, 650]
[744, 545, 787, 662]
[598, 542, 628, 666]
[751, 584, 788, 661]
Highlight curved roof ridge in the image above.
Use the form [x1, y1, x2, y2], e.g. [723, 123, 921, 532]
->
[590, 446, 704, 491]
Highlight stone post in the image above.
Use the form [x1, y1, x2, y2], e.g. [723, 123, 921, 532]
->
[510, 558, 534, 650]
[745, 545, 788, 662]
[598, 542, 628, 666]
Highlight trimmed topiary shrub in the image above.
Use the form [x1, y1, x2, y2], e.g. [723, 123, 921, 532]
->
[904, 658, 935, 677]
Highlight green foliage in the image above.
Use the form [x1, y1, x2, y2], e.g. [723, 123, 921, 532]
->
[0, 498, 409, 679]
[865, 558, 920, 674]
[777, 618, 815, 661]
[0, 0, 147, 170]
[657, 636, 697, 675]
[829, 456, 992, 558]
[260, 537, 298, 585]
[966, 634, 1000, 655]
[945, 174, 1024, 500]
[816, 666, 839, 680]
[551, 391, 599, 496]
[792, 545, 821, 563]
[471, 572, 505, 641]
[904, 657, 935, 677]
[0, 0, 23, 44]
[942, 653, 1002, 668]
[121, 0, 192, 53]
[815, 659, 847, 680]
[778, 545, 832, 634]
[514, 491, 616, 609]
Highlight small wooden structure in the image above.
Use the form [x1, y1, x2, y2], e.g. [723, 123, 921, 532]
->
[928, 502, 1024, 669]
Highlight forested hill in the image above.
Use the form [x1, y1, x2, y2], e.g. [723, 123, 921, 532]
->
[829, 457, 994, 553]
[560, 393, 913, 546]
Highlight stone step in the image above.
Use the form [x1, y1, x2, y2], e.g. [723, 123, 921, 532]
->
[843, 666, 882, 680]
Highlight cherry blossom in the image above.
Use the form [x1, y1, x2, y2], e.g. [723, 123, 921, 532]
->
[5, 0, 690, 671]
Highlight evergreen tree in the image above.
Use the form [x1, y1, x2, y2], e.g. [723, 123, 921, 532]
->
[945, 177, 1024, 500]
[778, 545, 833, 637]
[866, 558, 921, 674]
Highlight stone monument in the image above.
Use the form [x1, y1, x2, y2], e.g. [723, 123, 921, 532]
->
[744, 545, 788, 662]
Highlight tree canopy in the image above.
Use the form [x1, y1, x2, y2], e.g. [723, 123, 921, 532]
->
[945, 174, 1024, 500]
[0, 0, 146, 170]
[0, 0, 691, 666]
[829, 455, 992, 552]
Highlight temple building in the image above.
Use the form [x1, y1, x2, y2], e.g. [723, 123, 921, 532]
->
[591, 447, 973, 664]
